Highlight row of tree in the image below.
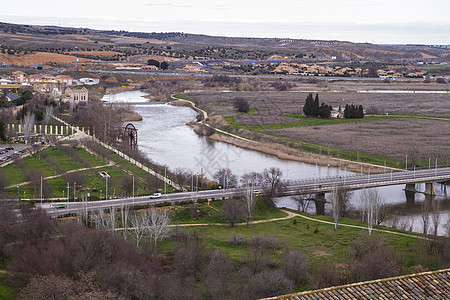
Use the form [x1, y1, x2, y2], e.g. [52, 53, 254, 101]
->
[147, 59, 169, 70]
[344, 104, 364, 119]
[303, 93, 332, 118]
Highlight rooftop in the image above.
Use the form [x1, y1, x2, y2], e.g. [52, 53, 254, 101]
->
[265, 268, 450, 300]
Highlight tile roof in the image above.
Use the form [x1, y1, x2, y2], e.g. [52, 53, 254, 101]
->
[264, 269, 450, 300]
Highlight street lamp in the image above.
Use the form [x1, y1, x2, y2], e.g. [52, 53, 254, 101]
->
[17, 185, 19, 202]
[40, 176, 43, 204]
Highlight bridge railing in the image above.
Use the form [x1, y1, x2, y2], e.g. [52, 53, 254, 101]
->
[287, 166, 450, 185]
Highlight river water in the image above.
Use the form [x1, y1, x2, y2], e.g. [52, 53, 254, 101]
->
[103, 91, 449, 235]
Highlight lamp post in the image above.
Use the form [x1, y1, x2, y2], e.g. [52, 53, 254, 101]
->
[132, 176, 135, 206]
[40, 176, 43, 205]
[17, 185, 19, 202]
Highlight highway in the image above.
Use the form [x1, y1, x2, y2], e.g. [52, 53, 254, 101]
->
[43, 167, 450, 217]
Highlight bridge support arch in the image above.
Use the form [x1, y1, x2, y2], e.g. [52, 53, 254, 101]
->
[315, 192, 325, 215]
[424, 182, 436, 195]
[405, 183, 416, 192]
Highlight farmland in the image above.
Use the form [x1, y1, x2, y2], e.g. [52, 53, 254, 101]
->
[187, 81, 450, 166]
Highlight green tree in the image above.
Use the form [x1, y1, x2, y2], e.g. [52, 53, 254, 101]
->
[147, 59, 159, 67]
[160, 61, 169, 70]
[318, 103, 332, 118]
[312, 93, 320, 117]
[303, 93, 314, 116]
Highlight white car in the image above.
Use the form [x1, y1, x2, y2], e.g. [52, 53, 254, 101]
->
[150, 193, 162, 199]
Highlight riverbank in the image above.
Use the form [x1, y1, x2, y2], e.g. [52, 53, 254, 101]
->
[208, 132, 389, 174]
[171, 95, 395, 174]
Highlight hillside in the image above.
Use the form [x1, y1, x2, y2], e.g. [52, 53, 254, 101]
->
[1, 21, 449, 65]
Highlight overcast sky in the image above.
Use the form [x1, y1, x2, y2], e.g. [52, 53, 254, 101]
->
[2, 0, 449, 44]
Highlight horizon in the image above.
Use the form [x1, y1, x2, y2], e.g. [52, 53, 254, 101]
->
[2, 0, 449, 45]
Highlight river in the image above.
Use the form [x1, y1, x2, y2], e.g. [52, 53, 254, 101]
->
[103, 91, 449, 235]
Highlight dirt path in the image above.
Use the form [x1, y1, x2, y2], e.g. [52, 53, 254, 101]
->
[115, 208, 430, 241]
[286, 210, 431, 241]
[170, 94, 253, 142]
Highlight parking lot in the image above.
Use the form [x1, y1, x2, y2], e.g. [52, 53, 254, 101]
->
[0, 144, 30, 164]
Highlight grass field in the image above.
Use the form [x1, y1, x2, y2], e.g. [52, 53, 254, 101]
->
[0, 273, 15, 300]
[157, 204, 426, 269]
[2, 143, 172, 200]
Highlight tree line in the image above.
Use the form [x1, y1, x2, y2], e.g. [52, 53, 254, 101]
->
[303, 93, 332, 118]
[344, 104, 364, 119]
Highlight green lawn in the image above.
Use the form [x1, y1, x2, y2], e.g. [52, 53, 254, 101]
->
[158, 212, 423, 268]
[171, 197, 286, 224]
[0, 273, 15, 300]
[3, 144, 170, 200]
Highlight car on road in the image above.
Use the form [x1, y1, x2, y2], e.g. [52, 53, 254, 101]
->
[52, 203, 67, 209]
[150, 193, 162, 199]
[5, 147, 13, 150]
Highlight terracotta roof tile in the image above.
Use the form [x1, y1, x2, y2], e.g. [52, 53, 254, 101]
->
[264, 269, 450, 300]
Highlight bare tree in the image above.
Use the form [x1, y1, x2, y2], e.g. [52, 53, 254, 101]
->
[421, 201, 430, 235]
[214, 168, 238, 188]
[174, 168, 190, 191]
[131, 212, 146, 247]
[144, 208, 171, 247]
[292, 192, 314, 213]
[241, 172, 263, 187]
[262, 167, 286, 206]
[431, 199, 442, 237]
[241, 174, 260, 226]
[22, 111, 35, 144]
[247, 235, 279, 274]
[43, 106, 54, 124]
[222, 198, 245, 227]
[281, 250, 308, 285]
[120, 205, 130, 240]
[247, 270, 293, 299]
[360, 188, 384, 235]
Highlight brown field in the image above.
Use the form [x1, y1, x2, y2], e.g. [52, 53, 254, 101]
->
[268, 118, 450, 160]
[2, 52, 91, 65]
[188, 83, 450, 160]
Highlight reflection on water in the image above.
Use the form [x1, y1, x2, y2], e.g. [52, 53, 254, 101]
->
[105, 91, 450, 235]
[132, 103, 347, 180]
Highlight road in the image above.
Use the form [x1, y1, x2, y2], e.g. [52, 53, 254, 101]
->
[42, 187, 243, 217]
[43, 167, 450, 217]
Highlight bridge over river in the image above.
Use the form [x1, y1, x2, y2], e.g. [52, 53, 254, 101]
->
[43, 167, 450, 218]
[284, 166, 450, 196]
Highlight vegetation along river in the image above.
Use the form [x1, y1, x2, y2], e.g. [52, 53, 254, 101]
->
[103, 91, 449, 235]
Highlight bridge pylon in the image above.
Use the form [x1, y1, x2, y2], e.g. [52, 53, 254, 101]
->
[424, 182, 436, 195]
[314, 192, 326, 215]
